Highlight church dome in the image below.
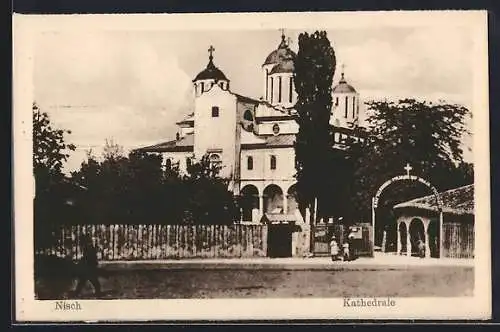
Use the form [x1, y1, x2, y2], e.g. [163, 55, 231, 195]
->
[269, 59, 294, 75]
[263, 34, 296, 66]
[193, 46, 229, 82]
[332, 71, 357, 94]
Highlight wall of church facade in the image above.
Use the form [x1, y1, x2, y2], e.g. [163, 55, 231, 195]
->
[240, 147, 296, 182]
[257, 119, 298, 135]
[161, 151, 193, 175]
[194, 85, 238, 179]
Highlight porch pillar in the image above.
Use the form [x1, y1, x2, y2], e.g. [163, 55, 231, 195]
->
[424, 222, 431, 258]
[381, 230, 387, 253]
[397, 223, 402, 255]
[283, 194, 288, 214]
[259, 195, 264, 218]
[406, 222, 411, 257]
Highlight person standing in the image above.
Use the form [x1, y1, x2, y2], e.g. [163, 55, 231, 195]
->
[330, 236, 340, 261]
[73, 234, 102, 297]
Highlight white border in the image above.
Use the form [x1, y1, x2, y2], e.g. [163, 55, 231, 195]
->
[13, 11, 491, 321]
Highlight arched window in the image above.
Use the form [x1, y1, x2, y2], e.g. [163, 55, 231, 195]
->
[186, 157, 192, 169]
[278, 76, 282, 103]
[352, 96, 356, 118]
[289, 77, 293, 103]
[247, 156, 253, 170]
[201, 82, 204, 93]
[345, 96, 349, 118]
[265, 69, 269, 100]
[210, 153, 222, 169]
[270, 77, 274, 103]
[270, 155, 277, 170]
[244, 110, 253, 121]
[165, 158, 172, 170]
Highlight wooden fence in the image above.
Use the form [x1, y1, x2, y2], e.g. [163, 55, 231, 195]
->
[443, 222, 474, 259]
[37, 224, 269, 260]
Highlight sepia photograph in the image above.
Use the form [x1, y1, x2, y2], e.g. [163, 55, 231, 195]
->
[13, 10, 491, 321]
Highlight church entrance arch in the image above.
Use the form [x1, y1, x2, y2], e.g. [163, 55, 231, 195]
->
[286, 184, 298, 215]
[372, 164, 444, 258]
[240, 185, 259, 222]
[263, 184, 284, 214]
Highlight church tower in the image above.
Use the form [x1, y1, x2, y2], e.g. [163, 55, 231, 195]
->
[262, 31, 297, 108]
[331, 65, 360, 128]
[192, 46, 238, 180]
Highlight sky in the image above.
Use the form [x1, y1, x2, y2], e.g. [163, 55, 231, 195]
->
[34, 25, 476, 173]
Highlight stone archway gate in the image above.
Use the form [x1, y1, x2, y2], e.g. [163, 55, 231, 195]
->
[371, 164, 444, 258]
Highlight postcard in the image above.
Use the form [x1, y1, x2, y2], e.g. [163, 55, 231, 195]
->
[13, 10, 491, 321]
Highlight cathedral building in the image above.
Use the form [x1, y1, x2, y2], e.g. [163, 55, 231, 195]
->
[137, 33, 364, 223]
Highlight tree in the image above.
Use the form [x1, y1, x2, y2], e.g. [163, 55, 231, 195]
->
[349, 98, 473, 223]
[33, 102, 76, 249]
[181, 154, 239, 224]
[293, 31, 336, 224]
[33, 102, 76, 181]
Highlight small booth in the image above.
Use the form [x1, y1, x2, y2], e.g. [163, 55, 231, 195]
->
[261, 213, 301, 258]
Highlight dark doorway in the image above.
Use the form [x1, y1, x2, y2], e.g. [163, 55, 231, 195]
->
[398, 222, 408, 255]
[409, 218, 425, 257]
[267, 224, 292, 258]
[428, 218, 440, 258]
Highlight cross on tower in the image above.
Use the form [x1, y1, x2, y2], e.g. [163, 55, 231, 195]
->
[341, 63, 346, 79]
[208, 45, 215, 61]
[279, 28, 285, 39]
[404, 163, 413, 177]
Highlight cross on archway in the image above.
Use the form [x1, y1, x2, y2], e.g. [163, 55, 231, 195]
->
[404, 163, 413, 177]
[208, 45, 215, 60]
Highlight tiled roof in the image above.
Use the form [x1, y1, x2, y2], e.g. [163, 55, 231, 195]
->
[241, 134, 295, 149]
[135, 133, 194, 152]
[393, 184, 474, 216]
[233, 93, 260, 104]
[176, 113, 194, 124]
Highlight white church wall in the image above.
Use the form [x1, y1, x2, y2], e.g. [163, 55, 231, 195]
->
[162, 151, 193, 175]
[194, 84, 237, 179]
[257, 120, 298, 135]
[331, 92, 360, 128]
[240, 147, 296, 182]
[180, 126, 194, 137]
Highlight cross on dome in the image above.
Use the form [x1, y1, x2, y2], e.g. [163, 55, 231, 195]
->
[404, 163, 413, 177]
[280, 28, 285, 40]
[341, 63, 346, 80]
[208, 45, 215, 61]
